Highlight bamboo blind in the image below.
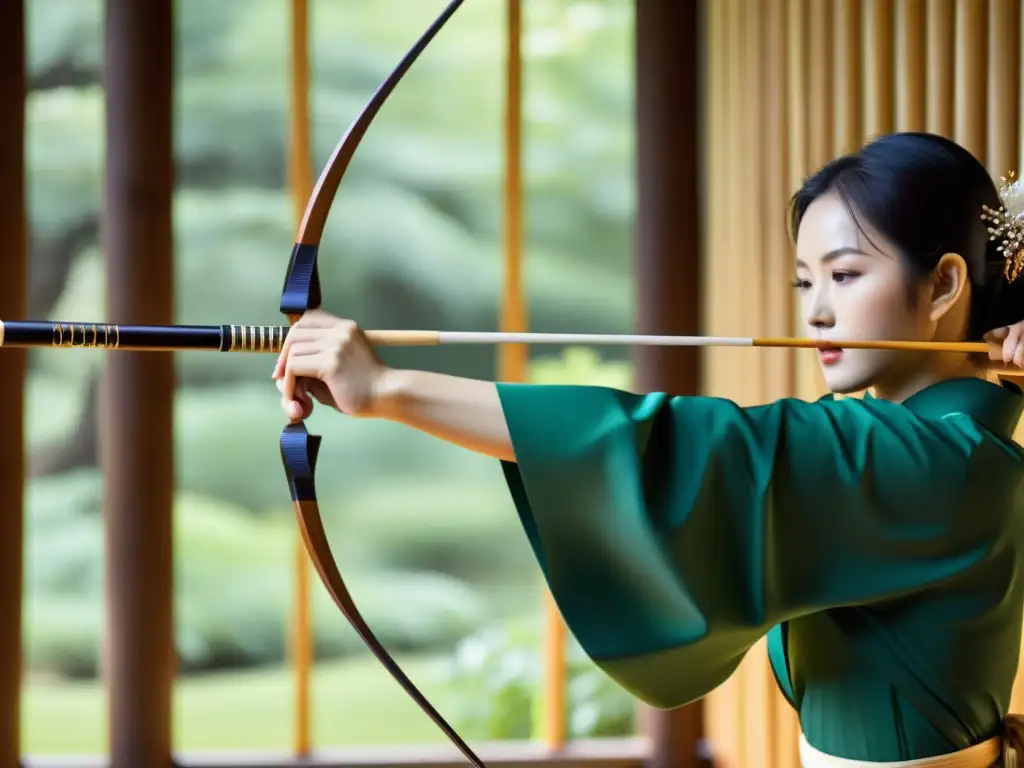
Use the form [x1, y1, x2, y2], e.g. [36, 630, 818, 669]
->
[702, 2, 1024, 766]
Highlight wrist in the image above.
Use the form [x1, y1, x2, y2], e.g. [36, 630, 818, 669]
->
[369, 366, 413, 420]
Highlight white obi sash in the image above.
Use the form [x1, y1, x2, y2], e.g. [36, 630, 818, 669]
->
[799, 715, 1024, 768]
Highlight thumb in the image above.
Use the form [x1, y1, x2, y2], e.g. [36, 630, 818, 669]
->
[276, 378, 314, 421]
[985, 326, 1009, 342]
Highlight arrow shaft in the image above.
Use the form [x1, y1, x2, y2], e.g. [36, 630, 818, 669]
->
[435, 332, 985, 353]
[0, 320, 988, 354]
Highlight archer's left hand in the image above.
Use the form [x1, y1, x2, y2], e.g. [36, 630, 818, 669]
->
[271, 310, 390, 421]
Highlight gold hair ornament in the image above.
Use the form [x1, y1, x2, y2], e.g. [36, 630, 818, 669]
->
[982, 170, 1024, 282]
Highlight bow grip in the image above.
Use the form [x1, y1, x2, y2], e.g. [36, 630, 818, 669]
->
[280, 421, 322, 502]
[280, 242, 323, 316]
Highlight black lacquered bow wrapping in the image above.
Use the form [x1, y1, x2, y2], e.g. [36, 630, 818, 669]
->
[278, 2, 484, 765]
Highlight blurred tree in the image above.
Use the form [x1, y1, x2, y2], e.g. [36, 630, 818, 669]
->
[23, 0, 638, 683]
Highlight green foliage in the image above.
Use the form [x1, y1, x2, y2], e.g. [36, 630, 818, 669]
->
[340, 480, 536, 587]
[439, 618, 636, 741]
[24, 473, 487, 678]
[23, 596, 102, 681]
[171, 382, 496, 511]
[27, 1, 244, 82]
[26, 0, 100, 80]
[529, 347, 635, 388]
[27, 87, 103, 235]
[24, 654, 455, 754]
[24, 371, 90, 452]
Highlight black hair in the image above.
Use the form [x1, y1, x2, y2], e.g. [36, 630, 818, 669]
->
[787, 131, 1022, 339]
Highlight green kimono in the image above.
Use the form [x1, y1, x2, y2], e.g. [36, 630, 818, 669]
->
[497, 376, 1024, 762]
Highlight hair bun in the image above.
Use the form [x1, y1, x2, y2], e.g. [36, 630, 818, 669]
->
[977, 238, 1024, 333]
[975, 173, 1024, 334]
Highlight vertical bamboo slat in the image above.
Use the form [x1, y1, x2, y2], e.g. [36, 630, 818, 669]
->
[954, 0, 988, 159]
[807, 1, 835, 170]
[701, 4, 739, 765]
[742, 0, 765, 390]
[499, 0, 567, 747]
[498, 0, 568, 749]
[836, 0, 863, 154]
[761, 0, 794, 404]
[288, 0, 312, 756]
[796, 0, 833, 403]
[761, 3, 798, 767]
[895, 0, 926, 131]
[739, 0, 770, 757]
[987, 0, 1019, 176]
[786, 0, 809, 356]
[864, 0, 895, 138]
[702, 4, 745, 764]
[927, 0, 956, 136]
[1020, 0, 1024, 167]
[786, 0, 809, 194]
[499, 2, 525, 388]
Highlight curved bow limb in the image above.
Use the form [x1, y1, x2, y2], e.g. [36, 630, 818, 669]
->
[280, 0, 468, 319]
[278, 2, 485, 766]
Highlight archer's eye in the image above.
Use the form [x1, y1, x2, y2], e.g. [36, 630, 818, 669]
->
[832, 271, 859, 284]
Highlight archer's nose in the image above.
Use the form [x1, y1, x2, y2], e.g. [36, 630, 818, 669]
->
[806, 295, 835, 331]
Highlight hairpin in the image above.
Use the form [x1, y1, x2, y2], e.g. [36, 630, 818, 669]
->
[982, 170, 1024, 282]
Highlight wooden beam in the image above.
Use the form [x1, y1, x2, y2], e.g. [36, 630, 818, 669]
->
[633, 1, 705, 765]
[22, 737, 650, 768]
[0, 0, 27, 763]
[101, 0, 176, 765]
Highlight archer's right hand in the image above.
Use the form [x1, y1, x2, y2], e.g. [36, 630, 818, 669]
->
[985, 322, 1024, 370]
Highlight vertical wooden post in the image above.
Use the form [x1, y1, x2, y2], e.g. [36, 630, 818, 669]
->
[0, 0, 27, 763]
[497, 0, 569, 745]
[289, 0, 313, 756]
[499, 2, 526, 384]
[498, 0, 567, 749]
[101, 1, 176, 765]
[634, 0, 703, 765]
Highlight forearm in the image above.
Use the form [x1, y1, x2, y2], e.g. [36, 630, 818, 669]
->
[372, 368, 516, 462]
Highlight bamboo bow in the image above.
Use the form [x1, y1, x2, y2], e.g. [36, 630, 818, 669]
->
[272, 1, 487, 765]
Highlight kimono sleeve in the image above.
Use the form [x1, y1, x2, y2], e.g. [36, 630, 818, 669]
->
[496, 382, 1021, 708]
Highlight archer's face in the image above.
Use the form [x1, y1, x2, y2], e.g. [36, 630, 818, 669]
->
[793, 192, 934, 395]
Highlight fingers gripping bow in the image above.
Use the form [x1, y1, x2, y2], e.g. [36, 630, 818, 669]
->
[278, 2, 484, 765]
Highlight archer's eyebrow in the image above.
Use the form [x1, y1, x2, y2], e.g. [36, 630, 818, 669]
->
[794, 246, 869, 269]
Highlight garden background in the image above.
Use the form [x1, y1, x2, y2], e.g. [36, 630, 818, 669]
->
[22, 0, 638, 754]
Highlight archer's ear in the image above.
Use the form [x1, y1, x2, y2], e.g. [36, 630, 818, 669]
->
[929, 252, 969, 322]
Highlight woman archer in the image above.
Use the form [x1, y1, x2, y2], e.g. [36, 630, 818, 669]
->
[273, 132, 1024, 767]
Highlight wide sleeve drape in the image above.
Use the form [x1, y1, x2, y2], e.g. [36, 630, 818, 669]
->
[496, 383, 1021, 708]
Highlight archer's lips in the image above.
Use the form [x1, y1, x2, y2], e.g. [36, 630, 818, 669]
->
[818, 346, 843, 366]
